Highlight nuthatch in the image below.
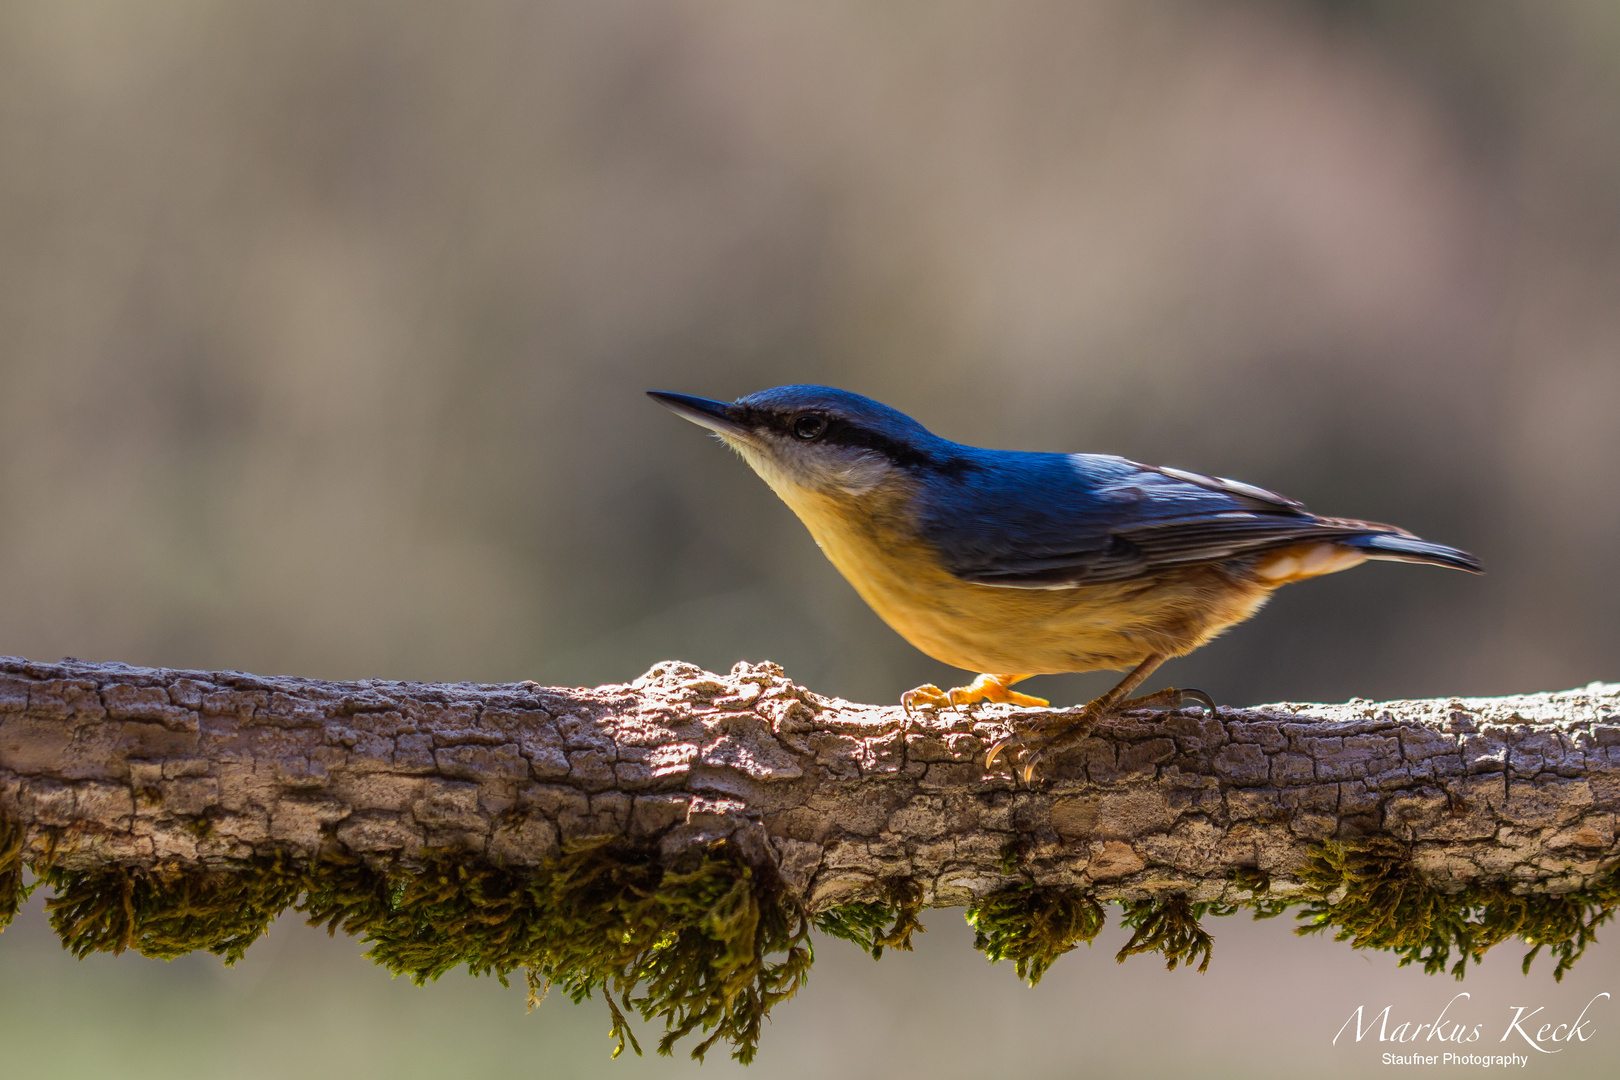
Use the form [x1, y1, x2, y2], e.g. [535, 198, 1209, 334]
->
[649, 385, 1480, 780]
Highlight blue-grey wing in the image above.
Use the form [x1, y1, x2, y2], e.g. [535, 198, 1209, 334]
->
[917, 452, 1365, 588]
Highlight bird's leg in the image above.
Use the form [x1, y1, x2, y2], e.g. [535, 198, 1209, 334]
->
[902, 673, 1048, 714]
[984, 655, 1216, 782]
[984, 657, 1163, 780]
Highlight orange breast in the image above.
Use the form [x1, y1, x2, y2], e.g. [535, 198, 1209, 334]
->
[774, 479, 1282, 676]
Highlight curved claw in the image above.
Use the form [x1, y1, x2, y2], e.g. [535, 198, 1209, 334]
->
[901, 685, 947, 715]
[986, 736, 1044, 786]
[1179, 688, 1218, 716]
[984, 734, 1023, 772]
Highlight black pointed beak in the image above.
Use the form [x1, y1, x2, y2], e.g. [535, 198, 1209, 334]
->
[646, 391, 752, 439]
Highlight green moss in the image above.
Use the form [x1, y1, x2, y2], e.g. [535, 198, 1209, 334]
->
[1227, 865, 1295, 920]
[1228, 865, 1269, 894]
[966, 887, 1225, 981]
[1, 810, 30, 932]
[997, 835, 1032, 874]
[34, 840, 811, 1064]
[43, 858, 304, 963]
[1115, 894, 1223, 973]
[10, 823, 1620, 1061]
[965, 883, 1106, 984]
[813, 878, 924, 959]
[1292, 837, 1620, 981]
[963, 840, 1620, 987]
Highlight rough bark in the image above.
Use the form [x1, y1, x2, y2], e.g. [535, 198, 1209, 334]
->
[1, 655, 1617, 907]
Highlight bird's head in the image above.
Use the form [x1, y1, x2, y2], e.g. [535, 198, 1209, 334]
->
[648, 385, 943, 502]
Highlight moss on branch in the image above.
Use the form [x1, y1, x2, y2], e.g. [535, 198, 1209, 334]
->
[0, 812, 28, 933]
[1291, 837, 1620, 981]
[4, 795, 1619, 1063]
[965, 883, 1106, 984]
[955, 839, 1620, 990]
[12, 829, 814, 1064]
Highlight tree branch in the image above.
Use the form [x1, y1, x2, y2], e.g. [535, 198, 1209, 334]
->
[2, 655, 1616, 905]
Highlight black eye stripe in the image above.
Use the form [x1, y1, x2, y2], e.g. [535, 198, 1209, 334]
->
[742, 406, 977, 477]
[792, 414, 827, 439]
[822, 420, 944, 471]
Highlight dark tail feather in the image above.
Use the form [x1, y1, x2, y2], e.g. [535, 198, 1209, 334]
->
[1341, 533, 1483, 574]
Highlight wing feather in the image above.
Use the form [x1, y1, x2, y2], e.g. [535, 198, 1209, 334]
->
[919, 452, 1391, 588]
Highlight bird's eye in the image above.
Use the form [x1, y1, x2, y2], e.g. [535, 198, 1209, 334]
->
[792, 414, 827, 440]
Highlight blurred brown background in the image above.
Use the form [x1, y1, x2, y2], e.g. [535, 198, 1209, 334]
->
[0, 2, 1616, 1077]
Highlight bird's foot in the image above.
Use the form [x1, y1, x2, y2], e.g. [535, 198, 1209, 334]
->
[985, 687, 1217, 783]
[1116, 686, 1218, 715]
[901, 673, 1048, 715]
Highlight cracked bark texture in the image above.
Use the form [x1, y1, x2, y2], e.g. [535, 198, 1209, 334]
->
[2, 656, 1618, 908]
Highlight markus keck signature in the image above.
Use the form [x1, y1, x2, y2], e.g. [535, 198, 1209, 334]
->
[1333, 992, 1610, 1061]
